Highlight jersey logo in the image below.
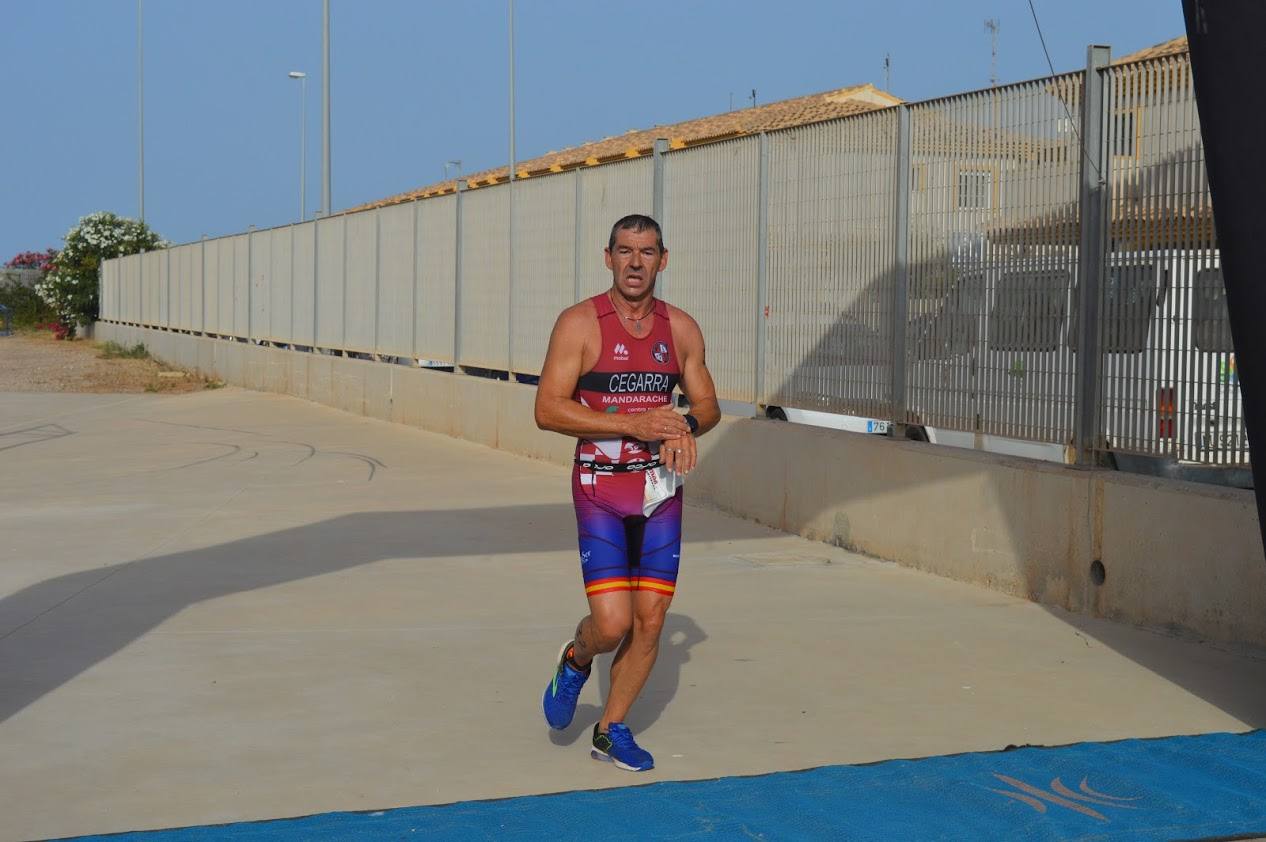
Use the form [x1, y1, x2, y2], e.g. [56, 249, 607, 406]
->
[652, 341, 671, 364]
[613, 342, 629, 360]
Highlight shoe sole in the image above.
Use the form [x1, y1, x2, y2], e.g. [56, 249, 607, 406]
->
[590, 747, 653, 772]
[543, 639, 576, 731]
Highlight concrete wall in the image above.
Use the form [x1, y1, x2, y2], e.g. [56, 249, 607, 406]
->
[97, 322, 1266, 648]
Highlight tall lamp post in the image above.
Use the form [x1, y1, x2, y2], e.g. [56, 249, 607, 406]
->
[321, 0, 332, 216]
[507, 0, 516, 374]
[288, 71, 308, 221]
[137, 0, 145, 222]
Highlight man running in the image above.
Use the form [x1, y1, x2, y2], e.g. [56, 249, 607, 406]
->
[535, 214, 719, 771]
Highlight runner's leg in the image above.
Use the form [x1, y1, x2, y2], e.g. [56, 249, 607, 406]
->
[571, 468, 635, 666]
[599, 487, 682, 729]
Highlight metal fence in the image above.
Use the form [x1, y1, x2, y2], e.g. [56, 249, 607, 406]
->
[907, 73, 1084, 447]
[100, 48, 1244, 469]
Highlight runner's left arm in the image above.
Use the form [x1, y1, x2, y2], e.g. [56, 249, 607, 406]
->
[660, 309, 720, 474]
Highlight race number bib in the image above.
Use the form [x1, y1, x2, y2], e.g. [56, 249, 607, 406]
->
[643, 464, 679, 517]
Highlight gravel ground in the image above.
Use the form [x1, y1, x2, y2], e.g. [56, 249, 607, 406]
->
[0, 329, 219, 394]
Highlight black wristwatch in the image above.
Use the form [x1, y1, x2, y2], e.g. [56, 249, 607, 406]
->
[684, 413, 700, 434]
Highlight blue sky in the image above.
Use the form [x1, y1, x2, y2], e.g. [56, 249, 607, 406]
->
[0, 1, 1184, 259]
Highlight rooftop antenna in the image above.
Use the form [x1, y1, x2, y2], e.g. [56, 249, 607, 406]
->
[749, 88, 757, 108]
[883, 53, 891, 90]
[984, 18, 1000, 87]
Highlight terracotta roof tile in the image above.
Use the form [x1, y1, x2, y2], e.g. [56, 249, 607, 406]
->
[347, 36, 1189, 214]
[347, 83, 901, 212]
[1113, 35, 1188, 65]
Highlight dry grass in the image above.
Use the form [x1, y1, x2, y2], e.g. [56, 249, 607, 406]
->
[0, 329, 223, 394]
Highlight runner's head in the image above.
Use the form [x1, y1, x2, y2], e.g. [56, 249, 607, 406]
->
[605, 215, 668, 302]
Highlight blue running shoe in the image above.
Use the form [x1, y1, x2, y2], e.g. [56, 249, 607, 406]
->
[591, 723, 654, 771]
[542, 640, 589, 730]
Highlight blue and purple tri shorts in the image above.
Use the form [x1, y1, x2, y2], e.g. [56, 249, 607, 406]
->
[571, 465, 682, 599]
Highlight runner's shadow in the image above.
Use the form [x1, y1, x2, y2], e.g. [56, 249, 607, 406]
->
[547, 613, 706, 746]
[0, 503, 745, 724]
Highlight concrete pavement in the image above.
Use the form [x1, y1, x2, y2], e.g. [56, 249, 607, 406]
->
[2, 387, 1265, 841]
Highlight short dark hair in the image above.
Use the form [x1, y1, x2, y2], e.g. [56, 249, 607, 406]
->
[607, 214, 665, 252]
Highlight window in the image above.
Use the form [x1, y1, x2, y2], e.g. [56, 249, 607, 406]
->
[1101, 263, 1163, 352]
[1111, 111, 1137, 157]
[913, 271, 984, 360]
[957, 169, 993, 210]
[988, 269, 1071, 352]
[1067, 263, 1165, 353]
[1193, 268, 1234, 353]
[912, 163, 927, 192]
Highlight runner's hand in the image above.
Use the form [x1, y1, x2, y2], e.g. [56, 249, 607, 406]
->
[659, 434, 697, 475]
[626, 406, 690, 442]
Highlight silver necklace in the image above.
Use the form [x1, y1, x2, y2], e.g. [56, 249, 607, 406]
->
[609, 291, 654, 330]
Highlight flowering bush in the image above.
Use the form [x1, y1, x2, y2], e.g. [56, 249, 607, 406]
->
[1, 248, 59, 328]
[36, 320, 72, 340]
[5, 249, 59, 272]
[36, 212, 165, 338]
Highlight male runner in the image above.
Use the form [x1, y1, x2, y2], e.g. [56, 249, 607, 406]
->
[535, 214, 719, 771]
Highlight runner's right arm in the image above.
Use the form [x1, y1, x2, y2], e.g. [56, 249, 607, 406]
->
[534, 306, 690, 442]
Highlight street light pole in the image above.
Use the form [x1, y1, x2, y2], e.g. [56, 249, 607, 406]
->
[137, 0, 145, 222]
[507, 0, 516, 374]
[289, 72, 307, 221]
[321, 0, 332, 216]
[508, 0, 516, 187]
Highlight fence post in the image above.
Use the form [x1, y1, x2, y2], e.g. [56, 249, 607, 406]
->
[653, 137, 669, 298]
[165, 246, 172, 330]
[312, 217, 320, 351]
[290, 224, 296, 346]
[341, 214, 348, 353]
[653, 137, 668, 221]
[200, 235, 207, 335]
[411, 199, 420, 360]
[755, 132, 770, 408]
[454, 180, 464, 369]
[1073, 45, 1112, 465]
[373, 210, 381, 358]
[573, 168, 583, 303]
[890, 105, 912, 429]
[508, 180, 516, 375]
[247, 225, 255, 342]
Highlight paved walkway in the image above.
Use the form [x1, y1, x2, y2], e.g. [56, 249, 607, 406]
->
[2, 388, 1264, 841]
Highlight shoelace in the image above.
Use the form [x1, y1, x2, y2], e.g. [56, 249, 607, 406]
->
[557, 664, 584, 701]
[606, 724, 638, 749]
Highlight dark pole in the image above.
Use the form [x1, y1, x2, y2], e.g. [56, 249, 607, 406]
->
[1183, 0, 1266, 554]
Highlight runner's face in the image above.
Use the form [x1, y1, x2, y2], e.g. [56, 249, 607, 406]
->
[604, 229, 668, 300]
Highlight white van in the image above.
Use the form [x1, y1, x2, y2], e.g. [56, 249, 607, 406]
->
[765, 251, 1250, 487]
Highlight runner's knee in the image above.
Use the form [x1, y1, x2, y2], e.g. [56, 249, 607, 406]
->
[593, 614, 632, 650]
[632, 608, 665, 640]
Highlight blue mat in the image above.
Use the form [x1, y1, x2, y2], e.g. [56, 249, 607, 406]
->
[62, 731, 1266, 841]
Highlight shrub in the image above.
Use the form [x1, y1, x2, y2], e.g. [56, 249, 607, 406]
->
[36, 212, 165, 338]
[5, 249, 58, 272]
[0, 281, 58, 328]
[98, 341, 150, 360]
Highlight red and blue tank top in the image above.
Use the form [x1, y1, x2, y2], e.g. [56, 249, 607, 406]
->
[573, 293, 680, 468]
